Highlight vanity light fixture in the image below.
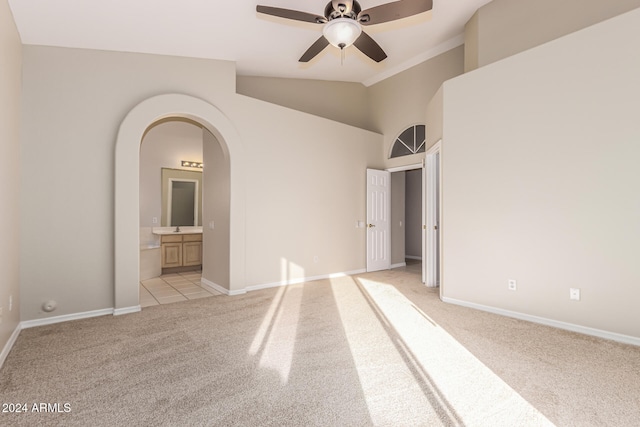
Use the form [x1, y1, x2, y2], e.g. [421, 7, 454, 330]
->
[181, 160, 204, 168]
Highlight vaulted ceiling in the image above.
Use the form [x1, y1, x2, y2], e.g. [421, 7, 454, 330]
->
[8, 0, 492, 85]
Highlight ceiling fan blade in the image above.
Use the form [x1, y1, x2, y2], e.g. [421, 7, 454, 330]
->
[353, 32, 387, 62]
[257, 5, 326, 24]
[358, 0, 433, 25]
[299, 36, 330, 62]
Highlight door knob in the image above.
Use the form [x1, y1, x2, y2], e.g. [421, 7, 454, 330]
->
[367, 224, 376, 228]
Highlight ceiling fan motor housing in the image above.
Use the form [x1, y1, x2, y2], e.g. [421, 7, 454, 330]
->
[325, 1, 362, 21]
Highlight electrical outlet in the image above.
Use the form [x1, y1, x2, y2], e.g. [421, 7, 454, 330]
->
[152, 217, 158, 224]
[508, 279, 517, 291]
[570, 288, 580, 301]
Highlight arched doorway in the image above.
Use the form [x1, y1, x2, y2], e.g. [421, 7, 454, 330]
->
[114, 94, 246, 313]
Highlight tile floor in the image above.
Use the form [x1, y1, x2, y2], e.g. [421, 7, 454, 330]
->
[139, 271, 222, 307]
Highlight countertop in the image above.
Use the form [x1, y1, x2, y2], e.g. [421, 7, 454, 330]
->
[151, 226, 203, 235]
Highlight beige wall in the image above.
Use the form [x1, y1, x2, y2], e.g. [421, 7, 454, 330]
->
[466, 0, 640, 71]
[19, 45, 383, 319]
[237, 76, 373, 131]
[369, 46, 464, 170]
[0, 0, 21, 358]
[463, 12, 480, 73]
[442, 8, 640, 338]
[140, 120, 203, 227]
[242, 103, 382, 287]
[425, 86, 444, 151]
[201, 128, 230, 289]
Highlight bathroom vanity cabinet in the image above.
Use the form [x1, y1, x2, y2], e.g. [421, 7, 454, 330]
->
[160, 233, 202, 268]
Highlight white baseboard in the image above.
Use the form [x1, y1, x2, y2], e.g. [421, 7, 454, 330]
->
[245, 269, 367, 292]
[21, 308, 115, 329]
[442, 296, 640, 347]
[202, 269, 367, 295]
[391, 262, 407, 269]
[405, 255, 422, 260]
[0, 323, 22, 369]
[114, 305, 141, 316]
[3, 307, 138, 366]
[200, 278, 246, 296]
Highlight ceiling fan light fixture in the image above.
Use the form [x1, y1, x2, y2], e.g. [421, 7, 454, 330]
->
[322, 18, 362, 49]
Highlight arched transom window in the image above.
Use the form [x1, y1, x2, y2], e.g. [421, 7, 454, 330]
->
[390, 124, 426, 158]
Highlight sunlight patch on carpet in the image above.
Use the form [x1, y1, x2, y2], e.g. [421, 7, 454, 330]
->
[249, 286, 286, 355]
[248, 284, 302, 385]
[330, 276, 449, 425]
[356, 277, 555, 426]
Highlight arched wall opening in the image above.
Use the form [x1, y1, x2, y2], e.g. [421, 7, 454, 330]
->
[115, 94, 245, 312]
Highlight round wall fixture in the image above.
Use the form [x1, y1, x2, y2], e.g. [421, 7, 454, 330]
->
[42, 300, 58, 312]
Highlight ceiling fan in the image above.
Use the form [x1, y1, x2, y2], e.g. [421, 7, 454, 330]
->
[256, 0, 433, 63]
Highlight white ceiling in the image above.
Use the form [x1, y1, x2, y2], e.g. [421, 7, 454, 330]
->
[8, 0, 492, 86]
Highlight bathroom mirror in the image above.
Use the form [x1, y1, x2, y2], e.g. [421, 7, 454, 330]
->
[161, 168, 203, 227]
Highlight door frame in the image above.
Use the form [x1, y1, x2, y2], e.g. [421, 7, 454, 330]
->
[386, 162, 423, 277]
[424, 140, 442, 289]
[115, 94, 246, 312]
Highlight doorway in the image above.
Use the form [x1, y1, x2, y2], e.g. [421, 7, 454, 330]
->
[404, 169, 423, 267]
[139, 119, 209, 306]
[114, 94, 246, 313]
[387, 163, 423, 276]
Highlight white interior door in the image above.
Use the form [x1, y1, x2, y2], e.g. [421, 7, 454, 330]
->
[366, 169, 391, 272]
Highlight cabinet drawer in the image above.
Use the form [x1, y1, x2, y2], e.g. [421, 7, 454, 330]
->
[161, 234, 183, 243]
[183, 233, 202, 242]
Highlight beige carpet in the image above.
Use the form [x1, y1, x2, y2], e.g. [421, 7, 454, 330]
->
[1, 266, 639, 426]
